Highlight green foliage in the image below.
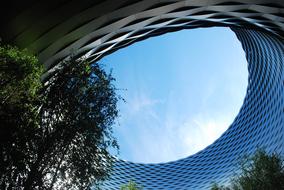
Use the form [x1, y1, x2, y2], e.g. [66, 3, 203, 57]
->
[0, 45, 44, 128]
[233, 149, 284, 190]
[120, 180, 143, 190]
[0, 45, 44, 190]
[0, 45, 120, 190]
[211, 149, 284, 190]
[211, 183, 230, 190]
[0, 45, 43, 104]
[33, 58, 120, 189]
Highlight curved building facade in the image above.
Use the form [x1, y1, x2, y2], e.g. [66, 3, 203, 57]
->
[1, 1, 284, 189]
[101, 27, 284, 189]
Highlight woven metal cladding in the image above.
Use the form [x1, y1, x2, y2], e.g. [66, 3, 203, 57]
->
[1, 0, 283, 189]
[100, 27, 284, 189]
[1, 0, 284, 74]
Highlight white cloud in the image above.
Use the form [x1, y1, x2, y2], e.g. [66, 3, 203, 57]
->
[116, 86, 235, 163]
[131, 97, 158, 112]
[127, 92, 163, 113]
[177, 114, 231, 157]
[115, 82, 239, 163]
[118, 107, 233, 163]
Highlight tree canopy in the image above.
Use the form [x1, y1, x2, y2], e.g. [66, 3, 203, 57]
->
[120, 180, 143, 190]
[211, 149, 284, 190]
[0, 45, 120, 190]
[0, 45, 44, 189]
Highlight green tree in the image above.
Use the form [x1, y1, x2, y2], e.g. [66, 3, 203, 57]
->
[0, 45, 120, 189]
[211, 149, 284, 190]
[211, 183, 230, 190]
[0, 45, 44, 189]
[120, 180, 143, 190]
[26, 58, 119, 190]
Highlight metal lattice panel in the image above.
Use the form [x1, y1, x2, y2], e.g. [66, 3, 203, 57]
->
[1, 1, 284, 75]
[1, 0, 283, 189]
[100, 27, 284, 189]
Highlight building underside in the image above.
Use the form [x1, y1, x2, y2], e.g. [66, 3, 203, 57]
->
[1, 0, 284, 189]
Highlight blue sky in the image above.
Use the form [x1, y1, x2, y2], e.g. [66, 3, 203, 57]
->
[101, 27, 248, 163]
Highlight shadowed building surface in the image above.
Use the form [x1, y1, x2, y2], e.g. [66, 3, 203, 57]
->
[1, 1, 283, 189]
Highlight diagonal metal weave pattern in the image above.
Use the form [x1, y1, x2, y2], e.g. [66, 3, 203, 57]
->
[1, 0, 284, 189]
[100, 28, 284, 189]
[1, 0, 284, 75]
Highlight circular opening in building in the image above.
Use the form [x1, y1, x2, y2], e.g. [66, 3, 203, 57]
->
[101, 27, 248, 163]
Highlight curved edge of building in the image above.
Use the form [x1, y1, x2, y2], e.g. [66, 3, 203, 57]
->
[99, 27, 284, 189]
[0, 1, 283, 189]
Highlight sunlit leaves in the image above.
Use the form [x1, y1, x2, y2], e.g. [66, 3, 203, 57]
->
[0, 46, 120, 190]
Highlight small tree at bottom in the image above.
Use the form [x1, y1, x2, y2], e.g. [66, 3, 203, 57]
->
[120, 180, 143, 190]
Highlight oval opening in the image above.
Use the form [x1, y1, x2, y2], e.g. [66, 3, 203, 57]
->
[101, 27, 248, 164]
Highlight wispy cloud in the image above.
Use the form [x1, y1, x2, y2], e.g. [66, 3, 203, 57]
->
[105, 27, 247, 164]
[128, 93, 163, 113]
[116, 86, 236, 163]
[177, 114, 231, 157]
[119, 113, 232, 163]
